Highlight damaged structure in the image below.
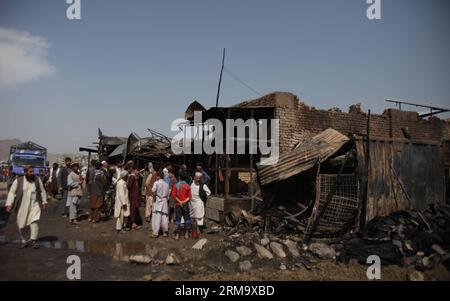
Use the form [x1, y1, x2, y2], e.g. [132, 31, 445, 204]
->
[97, 128, 177, 168]
[97, 91, 449, 242]
[184, 92, 450, 241]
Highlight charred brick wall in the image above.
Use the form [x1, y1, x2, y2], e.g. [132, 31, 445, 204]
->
[265, 93, 450, 153]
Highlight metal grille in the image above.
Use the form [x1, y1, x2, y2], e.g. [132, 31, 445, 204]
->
[315, 174, 359, 229]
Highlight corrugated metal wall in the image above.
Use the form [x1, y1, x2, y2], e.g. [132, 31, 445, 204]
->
[357, 139, 445, 222]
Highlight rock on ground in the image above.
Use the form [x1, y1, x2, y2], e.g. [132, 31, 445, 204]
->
[236, 246, 252, 257]
[192, 238, 208, 250]
[283, 240, 300, 257]
[239, 260, 252, 271]
[225, 250, 240, 263]
[261, 238, 270, 246]
[254, 243, 274, 259]
[165, 253, 180, 265]
[408, 271, 425, 281]
[270, 242, 287, 258]
[129, 255, 152, 264]
[308, 243, 336, 260]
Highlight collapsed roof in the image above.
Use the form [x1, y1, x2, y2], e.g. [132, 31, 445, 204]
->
[256, 128, 351, 186]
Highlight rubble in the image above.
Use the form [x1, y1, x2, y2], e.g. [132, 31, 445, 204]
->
[338, 204, 450, 269]
[129, 255, 152, 264]
[270, 242, 287, 258]
[254, 243, 274, 259]
[308, 243, 336, 260]
[236, 246, 252, 257]
[239, 260, 252, 271]
[225, 250, 240, 263]
[192, 238, 208, 250]
[407, 271, 425, 281]
[282, 240, 300, 257]
[260, 238, 270, 246]
[165, 253, 180, 265]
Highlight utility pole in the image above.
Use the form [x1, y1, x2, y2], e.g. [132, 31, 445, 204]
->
[215, 48, 226, 108]
[215, 48, 226, 196]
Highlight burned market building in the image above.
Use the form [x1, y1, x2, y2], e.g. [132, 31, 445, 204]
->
[184, 92, 450, 239]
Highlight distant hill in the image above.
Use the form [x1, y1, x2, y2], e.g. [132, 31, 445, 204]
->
[0, 139, 21, 161]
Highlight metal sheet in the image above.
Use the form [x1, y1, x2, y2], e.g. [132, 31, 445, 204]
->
[256, 128, 350, 186]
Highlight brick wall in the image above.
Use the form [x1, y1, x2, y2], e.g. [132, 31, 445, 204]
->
[233, 92, 450, 154]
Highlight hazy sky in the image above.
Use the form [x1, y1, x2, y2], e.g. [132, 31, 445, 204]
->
[0, 0, 449, 153]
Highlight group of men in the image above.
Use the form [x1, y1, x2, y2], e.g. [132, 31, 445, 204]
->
[4, 157, 212, 249]
[115, 162, 211, 240]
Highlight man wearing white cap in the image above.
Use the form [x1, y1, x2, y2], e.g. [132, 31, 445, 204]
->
[151, 171, 170, 238]
[6, 165, 48, 249]
[114, 170, 131, 233]
[190, 172, 211, 238]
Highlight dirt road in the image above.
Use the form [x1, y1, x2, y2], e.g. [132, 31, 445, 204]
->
[0, 185, 448, 281]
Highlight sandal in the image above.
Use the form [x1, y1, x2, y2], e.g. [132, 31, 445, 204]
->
[30, 240, 40, 249]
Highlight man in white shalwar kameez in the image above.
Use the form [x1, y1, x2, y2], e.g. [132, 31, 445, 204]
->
[6, 166, 48, 249]
[190, 172, 211, 238]
[114, 171, 131, 233]
[151, 171, 169, 238]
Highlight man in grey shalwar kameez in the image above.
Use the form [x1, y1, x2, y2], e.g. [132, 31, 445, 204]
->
[151, 171, 169, 238]
[6, 166, 48, 249]
[67, 162, 84, 225]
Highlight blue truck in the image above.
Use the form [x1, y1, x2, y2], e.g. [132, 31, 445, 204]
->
[8, 141, 47, 176]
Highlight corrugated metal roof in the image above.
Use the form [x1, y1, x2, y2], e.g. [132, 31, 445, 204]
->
[108, 144, 126, 157]
[256, 128, 349, 186]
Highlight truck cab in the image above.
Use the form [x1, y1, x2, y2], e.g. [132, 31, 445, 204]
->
[8, 141, 47, 177]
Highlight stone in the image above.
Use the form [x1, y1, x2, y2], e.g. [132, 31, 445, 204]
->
[260, 238, 270, 246]
[142, 274, 153, 281]
[225, 250, 240, 263]
[192, 238, 208, 250]
[431, 244, 446, 255]
[129, 255, 152, 264]
[279, 264, 287, 270]
[236, 246, 252, 257]
[407, 271, 425, 281]
[239, 260, 252, 271]
[165, 253, 180, 265]
[282, 240, 300, 257]
[254, 243, 274, 259]
[270, 242, 287, 258]
[308, 243, 336, 260]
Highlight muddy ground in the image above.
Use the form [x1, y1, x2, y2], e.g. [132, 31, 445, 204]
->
[0, 183, 449, 281]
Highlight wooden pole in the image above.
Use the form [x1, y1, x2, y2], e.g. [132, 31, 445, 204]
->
[359, 109, 371, 229]
[215, 48, 226, 108]
[250, 108, 255, 210]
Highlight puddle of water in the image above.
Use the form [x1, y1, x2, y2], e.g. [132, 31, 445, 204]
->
[39, 240, 158, 262]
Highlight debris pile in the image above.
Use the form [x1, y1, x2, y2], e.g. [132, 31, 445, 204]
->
[338, 204, 450, 271]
